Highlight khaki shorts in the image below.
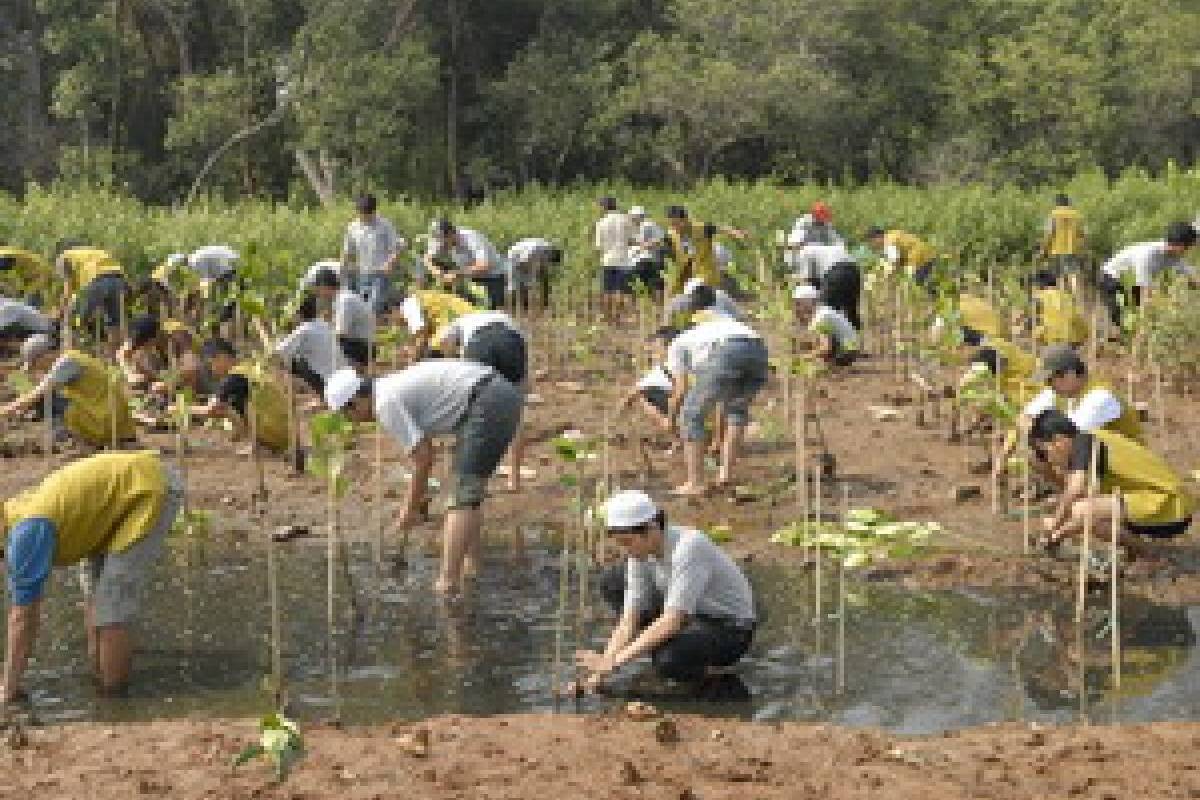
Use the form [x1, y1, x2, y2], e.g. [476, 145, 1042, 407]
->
[79, 465, 185, 626]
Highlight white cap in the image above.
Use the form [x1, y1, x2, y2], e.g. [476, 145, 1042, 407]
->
[324, 368, 364, 411]
[20, 333, 55, 369]
[683, 277, 706, 294]
[792, 284, 819, 301]
[166, 253, 187, 268]
[629, 205, 646, 217]
[604, 490, 658, 530]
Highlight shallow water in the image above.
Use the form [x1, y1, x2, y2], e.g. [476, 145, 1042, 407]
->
[12, 533, 1200, 734]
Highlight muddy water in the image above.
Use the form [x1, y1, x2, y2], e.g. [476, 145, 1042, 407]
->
[10, 534, 1200, 734]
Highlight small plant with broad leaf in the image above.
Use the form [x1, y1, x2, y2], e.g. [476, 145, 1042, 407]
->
[306, 411, 355, 497]
[233, 713, 304, 782]
[770, 508, 940, 568]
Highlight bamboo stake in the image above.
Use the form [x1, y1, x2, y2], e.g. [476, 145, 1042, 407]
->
[552, 528, 570, 705]
[1077, 438, 1099, 625]
[108, 367, 119, 450]
[1021, 439, 1031, 555]
[837, 483, 848, 695]
[1111, 488, 1121, 692]
[268, 533, 283, 706]
[327, 468, 340, 719]
[1154, 362, 1165, 442]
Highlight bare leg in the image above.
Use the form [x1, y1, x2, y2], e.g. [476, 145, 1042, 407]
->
[1052, 495, 1122, 545]
[672, 439, 708, 495]
[506, 423, 526, 492]
[92, 623, 133, 695]
[718, 423, 747, 486]
[436, 507, 482, 594]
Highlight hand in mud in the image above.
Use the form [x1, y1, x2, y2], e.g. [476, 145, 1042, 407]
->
[658, 416, 675, 434]
[575, 649, 616, 680]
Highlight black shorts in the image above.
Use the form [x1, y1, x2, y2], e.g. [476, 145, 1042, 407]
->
[469, 274, 507, 310]
[634, 260, 665, 293]
[1128, 516, 1192, 539]
[603, 268, 634, 294]
[640, 387, 669, 416]
[464, 323, 527, 387]
[78, 273, 128, 329]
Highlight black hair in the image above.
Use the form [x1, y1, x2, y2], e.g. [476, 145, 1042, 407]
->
[200, 337, 237, 360]
[546, 247, 563, 265]
[607, 509, 668, 537]
[1055, 193, 1070, 206]
[687, 283, 717, 311]
[650, 325, 680, 343]
[969, 347, 999, 375]
[129, 314, 161, 348]
[1033, 269, 1058, 289]
[865, 226, 885, 239]
[312, 268, 340, 289]
[0, 256, 15, 272]
[598, 196, 618, 211]
[1166, 221, 1198, 248]
[295, 292, 319, 322]
[1047, 351, 1087, 380]
[54, 238, 84, 256]
[666, 205, 688, 220]
[1029, 409, 1078, 446]
[356, 376, 375, 400]
[961, 327, 984, 347]
[434, 218, 456, 237]
[356, 194, 377, 214]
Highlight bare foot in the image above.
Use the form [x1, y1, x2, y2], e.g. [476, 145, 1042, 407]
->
[670, 483, 708, 497]
[433, 578, 459, 595]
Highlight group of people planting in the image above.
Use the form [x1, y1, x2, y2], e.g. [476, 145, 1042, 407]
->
[0, 193, 1196, 705]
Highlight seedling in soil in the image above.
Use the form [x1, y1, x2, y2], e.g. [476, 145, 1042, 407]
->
[233, 713, 304, 783]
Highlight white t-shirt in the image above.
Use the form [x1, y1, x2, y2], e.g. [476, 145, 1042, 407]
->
[663, 288, 742, 322]
[1101, 241, 1193, 288]
[188, 245, 239, 283]
[595, 212, 634, 269]
[342, 216, 402, 275]
[426, 228, 505, 276]
[631, 220, 666, 263]
[0, 299, 52, 333]
[810, 306, 859, 351]
[785, 243, 852, 282]
[506, 238, 555, 290]
[789, 215, 845, 247]
[333, 289, 374, 341]
[666, 317, 761, 377]
[374, 360, 495, 453]
[437, 310, 522, 349]
[623, 525, 755, 621]
[1022, 386, 1123, 431]
[274, 319, 342, 380]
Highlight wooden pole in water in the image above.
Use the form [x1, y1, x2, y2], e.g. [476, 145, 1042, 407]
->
[552, 528, 570, 704]
[1021, 440, 1032, 555]
[1111, 488, 1122, 692]
[1077, 440, 1099, 625]
[268, 533, 283, 706]
[1154, 362, 1165, 443]
[327, 468, 340, 718]
[837, 483, 849, 695]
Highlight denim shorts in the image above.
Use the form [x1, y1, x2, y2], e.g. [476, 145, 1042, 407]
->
[464, 323, 527, 387]
[681, 337, 768, 441]
[79, 464, 184, 626]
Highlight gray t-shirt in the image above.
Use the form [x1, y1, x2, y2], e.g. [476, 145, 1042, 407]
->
[624, 525, 755, 622]
[275, 319, 342, 380]
[374, 359, 495, 453]
[0, 300, 52, 333]
[334, 289, 374, 341]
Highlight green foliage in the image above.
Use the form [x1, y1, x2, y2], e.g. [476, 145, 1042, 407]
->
[306, 411, 355, 497]
[233, 713, 305, 783]
[769, 508, 941, 567]
[958, 364, 1018, 423]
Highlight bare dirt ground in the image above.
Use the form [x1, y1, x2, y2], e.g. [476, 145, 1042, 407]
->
[3, 318, 1200, 797]
[6, 711, 1200, 799]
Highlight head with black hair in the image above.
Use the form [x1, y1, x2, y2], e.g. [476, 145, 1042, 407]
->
[665, 205, 689, 233]
[200, 337, 238, 376]
[1055, 193, 1070, 207]
[1165, 221, 1198, 253]
[865, 226, 886, 248]
[545, 247, 563, 265]
[0, 255, 14, 272]
[128, 314, 161, 350]
[356, 194, 378, 218]
[598, 196, 618, 212]
[685, 283, 717, 312]
[969, 346, 1000, 376]
[1028, 408, 1080, 467]
[311, 268, 341, 298]
[295, 292, 319, 323]
[1032, 270, 1059, 289]
[1037, 345, 1088, 397]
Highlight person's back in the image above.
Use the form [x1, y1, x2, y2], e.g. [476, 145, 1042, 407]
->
[628, 525, 755, 622]
[1044, 204, 1084, 257]
[595, 212, 633, 268]
[374, 359, 495, 443]
[1093, 428, 1192, 526]
[276, 318, 340, 380]
[188, 245, 239, 283]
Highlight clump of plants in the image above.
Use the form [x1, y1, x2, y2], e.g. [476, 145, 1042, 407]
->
[770, 508, 941, 568]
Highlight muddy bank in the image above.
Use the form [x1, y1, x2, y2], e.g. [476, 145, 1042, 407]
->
[4, 712, 1200, 799]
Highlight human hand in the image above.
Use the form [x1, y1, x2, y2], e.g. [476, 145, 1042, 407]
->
[1040, 516, 1058, 534]
[575, 649, 616, 677]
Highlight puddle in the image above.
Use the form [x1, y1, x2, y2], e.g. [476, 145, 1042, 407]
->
[10, 534, 1200, 734]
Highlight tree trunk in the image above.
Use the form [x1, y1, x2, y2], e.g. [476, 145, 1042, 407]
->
[446, 0, 461, 200]
[19, 24, 50, 182]
[295, 150, 335, 205]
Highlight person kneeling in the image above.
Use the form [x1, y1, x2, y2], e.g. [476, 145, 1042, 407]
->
[575, 490, 756, 694]
[792, 284, 861, 367]
[1030, 409, 1193, 556]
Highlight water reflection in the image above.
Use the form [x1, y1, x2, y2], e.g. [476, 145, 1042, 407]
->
[7, 533, 1200, 734]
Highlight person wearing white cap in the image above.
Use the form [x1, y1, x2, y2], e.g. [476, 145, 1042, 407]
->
[663, 314, 768, 495]
[573, 489, 755, 694]
[663, 279, 742, 326]
[792, 283, 860, 366]
[629, 206, 666, 296]
[324, 360, 522, 594]
[0, 297, 54, 346]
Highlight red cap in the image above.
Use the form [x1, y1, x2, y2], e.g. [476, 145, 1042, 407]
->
[811, 201, 832, 224]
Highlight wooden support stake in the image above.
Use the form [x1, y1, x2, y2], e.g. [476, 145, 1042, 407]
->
[1111, 488, 1121, 692]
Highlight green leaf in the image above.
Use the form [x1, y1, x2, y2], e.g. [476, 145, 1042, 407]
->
[233, 744, 265, 768]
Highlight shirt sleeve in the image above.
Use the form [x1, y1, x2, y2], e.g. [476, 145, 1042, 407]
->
[217, 374, 251, 417]
[333, 293, 352, 336]
[663, 554, 712, 615]
[5, 518, 56, 606]
[884, 244, 901, 265]
[275, 328, 303, 362]
[1022, 387, 1057, 419]
[623, 558, 653, 614]
[1069, 389, 1123, 431]
[342, 227, 355, 261]
[379, 400, 424, 453]
[1134, 251, 1154, 287]
[665, 338, 688, 379]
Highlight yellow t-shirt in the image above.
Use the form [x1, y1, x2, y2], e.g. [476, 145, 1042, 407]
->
[413, 290, 479, 344]
[230, 363, 291, 451]
[58, 350, 137, 446]
[1044, 206, 1084, 257]
[0, 247, 51, 284]
[885, 230, 936, 271]
[1093, 429, 1193, 526]
[958, 294, 1004, 340]
[4, 451, 166, 564]
[62, 247, 123, 289]
[1033, 287, 1088, 346]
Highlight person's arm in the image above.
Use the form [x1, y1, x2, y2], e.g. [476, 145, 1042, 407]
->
[340, 226, 356, 269]
[611, 608, 687, 667]
[666, 370, 687, 433]
[1, 357, 77, 416]
[398, 438, 434, 526]
[600, 609, 640, 661]
[715, 225, 748, 241]
[2, 518, 55, 703]
[1047, 468, 1088, 536]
